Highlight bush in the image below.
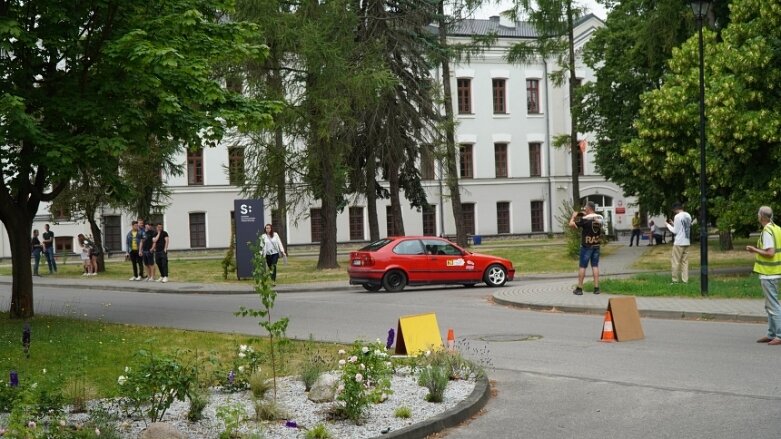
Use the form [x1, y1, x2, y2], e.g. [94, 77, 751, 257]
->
[249, 372, 271, 399]
[253, 399, 286, 422]
[187, 389, 209, 422]
[62, 376, 97, 413]
[305, 423, 332, 439]
[394, 406, 412, 418]
[336, 341, 393, 423]
[217, 402, 248, 439]
[418, 365, 449, 403]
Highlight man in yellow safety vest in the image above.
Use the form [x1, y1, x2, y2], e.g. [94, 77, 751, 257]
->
[746, 205, 781, 345]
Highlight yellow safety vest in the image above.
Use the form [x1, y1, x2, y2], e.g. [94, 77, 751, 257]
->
[753, 222, 781, 275]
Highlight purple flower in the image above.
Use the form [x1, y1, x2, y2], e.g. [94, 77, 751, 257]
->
[9, 370, 18, 387]
[386, 328, 395, 350]
[285, 420, 297, 428]
[227, 370, 235, 385]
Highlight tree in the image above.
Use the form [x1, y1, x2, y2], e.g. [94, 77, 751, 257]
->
[0, 0, 276, 318]
[507, 0, 586, 205]
[621, 0, 781, 239]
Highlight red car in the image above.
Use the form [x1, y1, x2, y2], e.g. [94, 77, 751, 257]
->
[348, 236, 515, 292]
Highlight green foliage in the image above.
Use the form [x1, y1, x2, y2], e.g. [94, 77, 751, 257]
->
[394, 406, 412, 419]
[222, 221, 237, 280]
[423, 349, 485, 381]
[219, 343, 265, 392]
[117, 350, 197, 423]
[337, 340, 393, 423]
[187, 389, 209, 422]
[305, 423, 333, 439]
[418, 365, 449, 403]
[299, 335, 330, 391]
[216, 402, 248, 439]
[61, 376, 97, 413]
[253, 399, 286, 422]
[557, 200, 582, 259]
[249, 371, 271, 399]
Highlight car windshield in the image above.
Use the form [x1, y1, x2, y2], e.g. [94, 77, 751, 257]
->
[359, 239, 393, 252]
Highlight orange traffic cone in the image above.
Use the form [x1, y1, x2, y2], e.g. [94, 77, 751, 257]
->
[600, 311, 616, 342]
[447, 328, 455, 350]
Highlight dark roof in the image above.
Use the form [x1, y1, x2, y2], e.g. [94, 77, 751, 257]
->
[441, 13, 600, 39]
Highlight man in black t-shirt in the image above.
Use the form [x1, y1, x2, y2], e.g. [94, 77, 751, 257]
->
[140, 223, 157, 282]
[41, 224, 57, 273]
[569, 201, 604, 295]
[152, 223, 169, 283]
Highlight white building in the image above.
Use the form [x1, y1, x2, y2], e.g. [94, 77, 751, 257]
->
[0, 14, 637, 258]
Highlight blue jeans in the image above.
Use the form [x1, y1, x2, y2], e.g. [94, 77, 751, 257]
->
[44, 246, 57, 272]
[579, 246, 600, 268]
[761, 278, 781, 339]
[32, 249, 42, 275]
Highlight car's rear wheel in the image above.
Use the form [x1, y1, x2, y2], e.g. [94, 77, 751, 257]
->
[382, 270, 407, 292]
[362, 283, 382, 292]
[483, 264, 507, 287]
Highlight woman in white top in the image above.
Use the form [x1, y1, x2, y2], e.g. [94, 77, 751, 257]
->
[261, 224, 286, 283]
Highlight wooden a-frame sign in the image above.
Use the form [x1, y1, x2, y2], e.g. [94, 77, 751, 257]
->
[608, 296, 644, 342]
[394, 312, 443, 356]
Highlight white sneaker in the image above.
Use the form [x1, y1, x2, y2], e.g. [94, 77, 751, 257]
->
[91, 272, 97, 276]
[156, 277, 162, 282]
[129, 277, 137, 281]
[162, 277, 168, 283]
[82, 273, 89, 276]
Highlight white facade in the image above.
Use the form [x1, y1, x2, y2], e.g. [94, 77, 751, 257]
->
[0, 14, 638, 258]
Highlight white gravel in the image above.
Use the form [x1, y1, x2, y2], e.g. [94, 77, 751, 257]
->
[2, 371, 476, 438]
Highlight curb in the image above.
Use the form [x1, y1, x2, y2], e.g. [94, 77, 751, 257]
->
[379, 374, 491, 439]
[492, 295, 767, 324]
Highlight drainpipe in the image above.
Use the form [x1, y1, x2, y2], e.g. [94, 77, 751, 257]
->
[544, 59, 553, 234]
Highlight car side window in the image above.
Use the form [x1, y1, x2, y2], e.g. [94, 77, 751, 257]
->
[422, 239, 462, 256]
[393, 240, 426, 255]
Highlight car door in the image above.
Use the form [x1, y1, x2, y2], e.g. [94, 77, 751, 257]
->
[390, 238, 430, 283]
[422, 239, 479, 282]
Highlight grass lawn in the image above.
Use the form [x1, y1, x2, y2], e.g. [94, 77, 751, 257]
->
[631, 238, 756, 271]
[482, 241, 616, 274]
[0, 313, 344, 398]
[586, 273, 763, 299]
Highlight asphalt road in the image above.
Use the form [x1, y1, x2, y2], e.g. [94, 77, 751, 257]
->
[5, 282, 781, 438]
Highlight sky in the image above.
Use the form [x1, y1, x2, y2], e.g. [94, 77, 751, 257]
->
[471, 0, 608, 21]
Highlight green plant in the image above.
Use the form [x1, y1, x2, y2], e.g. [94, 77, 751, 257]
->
[557, 199, 581, 259]
[394, 406, 412, 418]
[253, 399, 286, 421]
[0, 379, 21, 412]
[117, 350, 197, 423]
[249, 371, 271, 399]
[187, 389, 209, 422]
[418, 365, 449, 403]
[62, 376, 97, 413]
[222, 222, 237, 280]
[236, 236, 290, 400]
[221, 343, 265, 392]
[300, 336, 329, 391]
[337, 340, 393, 423]
[216, 402, 248, 439]
[305, 423, 333, 439]
[424, 348, 485, 380]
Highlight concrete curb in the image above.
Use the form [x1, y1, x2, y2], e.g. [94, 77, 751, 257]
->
[378, 374, 491, 439]
[492, 295, 767, 324]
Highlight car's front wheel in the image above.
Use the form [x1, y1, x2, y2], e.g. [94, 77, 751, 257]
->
[362, 283, 382, 292]
[382, 270, 407, 292]
[483, 264, 508, 287]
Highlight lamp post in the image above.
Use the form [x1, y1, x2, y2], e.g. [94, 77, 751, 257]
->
[690, 0, 711, 296]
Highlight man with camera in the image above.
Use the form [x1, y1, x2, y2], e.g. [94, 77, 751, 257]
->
[569, 201, 604, 295]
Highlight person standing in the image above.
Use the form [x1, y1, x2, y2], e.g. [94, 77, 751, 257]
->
[152, 223, 169, 283]
[77, 234, 95, 276]
[137, 218, 147, 278]
[261, 223, 286, 285]
[41, 224, 57, 273]
[746, 206, 781, 345]
[569, 201, 604, 295]
[666, 202, 692, 284]
[126, 221, 143, 281]
[629, 212, 641, 247]
[31, 229, 43, 276]
[140, 223, 157, 282]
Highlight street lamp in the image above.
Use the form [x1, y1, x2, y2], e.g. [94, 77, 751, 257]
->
[690, 0, 712, 296]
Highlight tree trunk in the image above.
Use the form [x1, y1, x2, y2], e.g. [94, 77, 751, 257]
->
[8, 219, 35, 319]
[87, 215, 106, 272]
[274, 126, 288, 249]
[366, 152, 380, 241]
[438, 1, 466, 247]
[566, 0, 581, 205]
[317, 138, 339, 269]
[388, 163, 405, 236]
[718, 229, 733, 251]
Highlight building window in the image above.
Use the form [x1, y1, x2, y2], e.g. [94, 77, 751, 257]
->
[494, 143, 508, 178]
[187, 148, 204, 185]
[529, 142, 542, 177]
[421, 144, 435, 180]
[531, 201, 544, 232]
[310, 208, 323, 243]
[228, 147, 245, 186]
[527, 79, 540, 114]
[457, 78, 471, 114]
[349, 207, 364, 241]
[497, 202, 510, 234]
[422, 205, 436, 236]
[102, 215, 122, 252]
[55, 236, 73, 253]
[462, 203, 475, 235]
[386, 206, 395, 236]
[492, 79, 506, 114]
[459, 144, 473, 179]
[189, 212, 206, 248]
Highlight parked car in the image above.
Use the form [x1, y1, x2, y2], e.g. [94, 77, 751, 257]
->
[348, 236, 515, 292]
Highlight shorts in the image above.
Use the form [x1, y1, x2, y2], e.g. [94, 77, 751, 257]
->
[579, 246, 600, 268]
[143, 251, 154, 266]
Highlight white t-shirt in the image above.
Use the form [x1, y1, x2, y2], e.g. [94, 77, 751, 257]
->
[759, 229, 781, 280]
[666, 211, 692, 246]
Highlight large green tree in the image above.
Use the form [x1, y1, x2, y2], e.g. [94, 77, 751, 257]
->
[622, 0, 781, 236]
[0, 0, 275, 318]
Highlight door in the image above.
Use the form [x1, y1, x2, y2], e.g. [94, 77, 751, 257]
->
[422, 238, 480, 282]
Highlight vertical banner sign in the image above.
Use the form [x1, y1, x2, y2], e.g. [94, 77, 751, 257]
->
[234, 199, 264, 279]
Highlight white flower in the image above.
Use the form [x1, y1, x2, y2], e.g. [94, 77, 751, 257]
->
[359, 363, 366, 370]
[348, 356, 358, 363]
[355, 373, 363, 382]
[240, 344, 248, 352]
[42, 368, 46, 374]
[59, 420, 67, 427]
[125, 366, 131, 373]
[117, 375, 127, 386]
[337, 383, 344, 392]
[425, 350, 431, 357]
[376, 338, 382, 344]
[28, 421, 36, 429]
[238, 352, 246, 358]
[31, 382, 38, 390]
[338, 359, 346, 366]
[238, 366, 245, 373]
[338, 349, 346, 355]
[361, 346, 369, 354]
[95, 428, 101, 436]
[385, 361, 392, 367]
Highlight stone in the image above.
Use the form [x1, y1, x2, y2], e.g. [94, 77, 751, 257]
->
[139, 422, 186, 439]
[308, 372, 340, 403]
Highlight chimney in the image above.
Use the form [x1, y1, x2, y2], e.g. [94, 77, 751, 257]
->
[489, 15, 500, 23]
[499, 15, 514, 27]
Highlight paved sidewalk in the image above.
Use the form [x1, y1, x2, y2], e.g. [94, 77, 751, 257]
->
[494, 241, 766, 323]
